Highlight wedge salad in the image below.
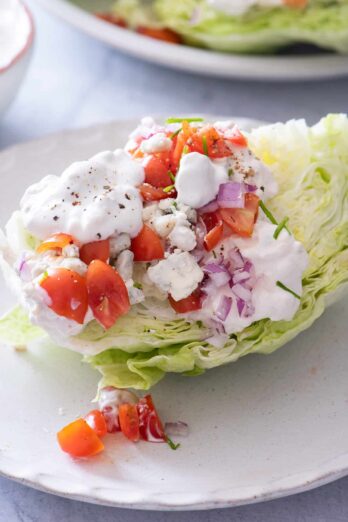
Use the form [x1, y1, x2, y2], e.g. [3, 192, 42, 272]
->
[104, 0, 348, 54]
[1, 114, 348, 457]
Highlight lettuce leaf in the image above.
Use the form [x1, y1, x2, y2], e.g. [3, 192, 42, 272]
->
[1, 114, 348, 390]
[112, 0, 348, 53]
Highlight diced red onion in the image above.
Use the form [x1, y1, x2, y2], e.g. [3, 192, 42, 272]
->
[165, 421, 189, 437]
[215, 296, 232, 321]
[217, 182, 245, 209]
[246, 184, 257, 192]
[231, 283, 252, 301]
[228, 248, 245, 269]
[203, 263, 230, 288]
[232, 270, 251, 285]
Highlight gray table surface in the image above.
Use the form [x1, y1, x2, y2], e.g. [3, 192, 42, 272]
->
[1, 1, 348, 520]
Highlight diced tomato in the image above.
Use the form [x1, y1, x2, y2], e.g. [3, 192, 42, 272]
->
[119, 403, 140, 442]
[143, 156, 173, 188]
[284, 0, 307, 7]
[171, 131, 186, 172]
[219, 193, 260, 238]
[95, 12, 127, 27]
[36, 233, 77, 254]
[204, 222, 223, 251]
[137, 395, 166, 442]
[189, 127, 231, 159]
[57, 418, 104, 458]
[168, 288, 203, 313]
[136, 27, 182, 44]
[87, 260, 130, 330]
[200, 211, 220, 232]
[139, 183, 175, 201]
[40, 268, 88, 324]
[131, 225, 164, 262]
[226, 128, 248, 148]
[84, 410, 108, 438]
[80, 239, 110, 265]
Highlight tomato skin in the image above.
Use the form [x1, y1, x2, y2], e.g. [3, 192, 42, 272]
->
[57, 418, 104, 458]
[143, 156, 173, 188]
[119, 403, 140, 442]
[136, 27, 182, 44]
[80, 239, 110, 265]
[87, 260, 130, 330]
[40, 268, 88, 324]
[84, 410, 108, 438]
[219, 193, 260, 238]
[131, 225, 165, 262]
[139, 183, 175, 202]
[226, 128, 248, 148]
[204, 222, 223, 251]
[137, 395, 166, 442]
[168, 288, 203, 313]
[200, 212, 220, 232]
[37, 233, 77, 254]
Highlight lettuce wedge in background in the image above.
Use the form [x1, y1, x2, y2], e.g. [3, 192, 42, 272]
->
[112, 0, 348, 53]
[1, 114, 347, 390]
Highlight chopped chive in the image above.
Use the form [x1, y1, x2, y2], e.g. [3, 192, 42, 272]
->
[166, 117, 204, 124]
[212, 250, 217, 259]
[273, 217, 290, 239]
[276, 281, 301, 300]
[42, 270, 49, 280]
[182, 145, 189, 155]
[163, 184, 175, 193]
[259, 200, 278, 225]
[168, 170, 175, 182]
[197, 320, 203, 328]
[172, 201, 178, 209]
[166, 436, 180, 450]
[133, 282, 143, 290]
[228, 168, 234, 178]
[169, 128, 181, 140]
[202, 135, 208, 156]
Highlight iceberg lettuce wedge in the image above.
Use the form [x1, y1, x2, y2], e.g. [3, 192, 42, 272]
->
[1, 114, 348, 390]
[112, 0, 348, 54]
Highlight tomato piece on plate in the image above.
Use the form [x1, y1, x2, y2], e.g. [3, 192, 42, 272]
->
[40, 268, 88, 324]
[136, 27, 182, 44]
[84, 410, 108, 438]
[204, 222, 224, 251]
[143, 156, 173, 188]
[139, 183, 175, 201]
[137, 395, 166, 442]
[131, 225, 165, 262]
[57, 418, 104, 458]
[189, 127, 231, 159]
[284, 0, 307, 7]
[119, 403, 140, 442]
[200, 211, 220, 232]
[87, 260, 130, 330]
[80, 239, 110, 265]
[168, 288, 203, 313]
[36, 233, 77, 254]
[219, 193, 260, 238]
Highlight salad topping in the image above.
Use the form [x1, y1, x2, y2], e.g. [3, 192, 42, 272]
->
[13, 117, 308, 347]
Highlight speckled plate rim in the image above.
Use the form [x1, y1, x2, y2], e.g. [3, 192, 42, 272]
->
[0, 118, 348, 511]
[34, 0, 348, 81]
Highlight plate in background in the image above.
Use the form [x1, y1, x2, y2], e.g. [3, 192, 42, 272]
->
[0, 117, 348, 510]
[35, 0, 348, 81]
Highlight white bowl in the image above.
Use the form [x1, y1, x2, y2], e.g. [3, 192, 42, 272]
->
[0, 2, 34, 118]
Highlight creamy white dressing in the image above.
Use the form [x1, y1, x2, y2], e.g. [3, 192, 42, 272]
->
[175, 152, 228, 208]
[140, 133, 172, 154]
[0, 0, 31, 69]
[207, 0, 283, 16]
[20, 150, 144, 243]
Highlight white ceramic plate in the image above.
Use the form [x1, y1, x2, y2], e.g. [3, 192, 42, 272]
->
[0, 118, 348, 510]
[34, 0, 348, 81]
